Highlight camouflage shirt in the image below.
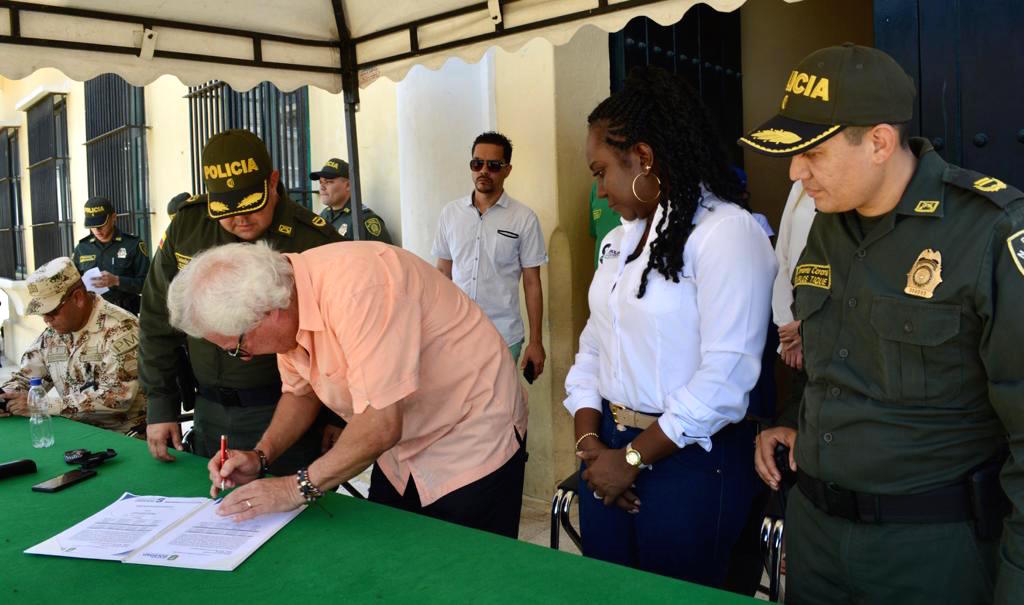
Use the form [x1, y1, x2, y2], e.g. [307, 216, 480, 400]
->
[1, 295, 146, 432]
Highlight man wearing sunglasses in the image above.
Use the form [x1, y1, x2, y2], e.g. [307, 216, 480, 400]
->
[432, 132, 548, 379]
[139, 129, 343, 474]
[1, 257, 146, 433]
[310, 158, 392, 243]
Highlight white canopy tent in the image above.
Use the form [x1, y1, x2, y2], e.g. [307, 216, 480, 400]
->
[0, 0, 793, 235]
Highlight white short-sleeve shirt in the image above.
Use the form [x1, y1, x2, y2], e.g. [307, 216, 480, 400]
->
[432, 192, 548, 345]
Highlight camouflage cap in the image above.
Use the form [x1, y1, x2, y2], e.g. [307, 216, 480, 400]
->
[310, 158, 349, 180]
[739, 43, 916, 156]
[201, 129, 273, 220]
[83, 196, 115, 228]
[25, 257, 82, 315]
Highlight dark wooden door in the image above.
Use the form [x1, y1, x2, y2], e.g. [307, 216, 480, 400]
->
[609, 6, 744, 166]
[876, 0, 1024, 184]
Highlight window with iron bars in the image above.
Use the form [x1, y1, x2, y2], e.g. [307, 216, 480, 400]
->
[187, 82, 311, 209]
[84, 74, 150, 252]
[26, 94, 74, 268]
[0, 127, 27, 279]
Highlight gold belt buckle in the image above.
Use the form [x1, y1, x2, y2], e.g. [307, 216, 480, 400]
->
[610, 403, 627, 432]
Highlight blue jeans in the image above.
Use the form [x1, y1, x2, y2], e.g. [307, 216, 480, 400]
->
[578, 400, 759, 587]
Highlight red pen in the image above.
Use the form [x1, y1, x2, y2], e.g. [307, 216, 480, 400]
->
[219, 434, 227, 491]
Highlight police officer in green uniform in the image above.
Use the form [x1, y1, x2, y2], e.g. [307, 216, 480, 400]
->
[310, 158, 392, 243]
[140, 129, 343, 475]
[73, 197, 150, 315]
[166, 191, 191, 220]
[743, 44, 1024, 604]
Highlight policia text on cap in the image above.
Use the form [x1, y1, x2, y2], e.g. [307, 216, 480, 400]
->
[138, 129, 343, 476]
[744, 44, 1024, 605]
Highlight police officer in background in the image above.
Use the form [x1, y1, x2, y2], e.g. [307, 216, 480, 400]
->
[73, 197, 150, 315]
[310, 158, 392, 243]
[166, 191, 192, 220]
[140, 129, 343, 475]
[744, 44, 1024, 604]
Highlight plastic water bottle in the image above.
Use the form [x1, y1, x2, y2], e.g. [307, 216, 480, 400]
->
[28, 377, 54, 448]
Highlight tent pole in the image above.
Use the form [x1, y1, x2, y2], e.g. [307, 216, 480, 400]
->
[333, 0, 362, 241]
[343, 83, 362, 241]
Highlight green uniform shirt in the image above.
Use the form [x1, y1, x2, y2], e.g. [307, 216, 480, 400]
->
[72, 229, 150, 314]
[782, 139, 1024, 598]
[588, 182, 620, 268]
[139, 187, 343, 425]
[320, 203, 392, 244]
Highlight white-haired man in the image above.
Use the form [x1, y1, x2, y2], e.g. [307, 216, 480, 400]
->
[167, 241, 528, 537]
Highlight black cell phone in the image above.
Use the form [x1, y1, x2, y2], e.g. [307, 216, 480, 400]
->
[32, 468, 97, 493]
[523, 360, 536, 384]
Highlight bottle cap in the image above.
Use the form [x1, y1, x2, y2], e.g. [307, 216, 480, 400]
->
[29, 377, 42, 387]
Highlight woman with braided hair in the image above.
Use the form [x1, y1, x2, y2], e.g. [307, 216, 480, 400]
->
[564, 66, 778, 586]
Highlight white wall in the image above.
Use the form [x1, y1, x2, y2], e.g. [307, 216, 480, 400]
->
[146, 75, 193, 241]
[396, 53, 496, 260]
[309, 79, 403, 245]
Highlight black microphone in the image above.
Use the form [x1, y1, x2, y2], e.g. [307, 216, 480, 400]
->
[0, 459, 37, 479]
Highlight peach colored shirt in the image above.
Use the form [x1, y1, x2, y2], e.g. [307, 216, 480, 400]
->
[280, 243, 527, 505]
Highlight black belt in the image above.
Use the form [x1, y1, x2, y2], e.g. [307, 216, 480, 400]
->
[797, 470, 972, 524]
[196, 383, 281, 407]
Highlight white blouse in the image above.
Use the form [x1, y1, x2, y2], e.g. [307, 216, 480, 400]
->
[564, 191, 778, 451]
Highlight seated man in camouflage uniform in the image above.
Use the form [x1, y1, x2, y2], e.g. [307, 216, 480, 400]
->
[0, 257, 146, 433]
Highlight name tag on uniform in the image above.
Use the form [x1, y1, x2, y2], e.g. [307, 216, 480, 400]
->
[81, 346, 103, 363]
[47, 345, 70, 364]
[793, 264, 831, 289]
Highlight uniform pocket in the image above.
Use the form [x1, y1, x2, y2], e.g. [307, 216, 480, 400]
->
[869, 296, 962, 404]
[793, 286, 831, 367]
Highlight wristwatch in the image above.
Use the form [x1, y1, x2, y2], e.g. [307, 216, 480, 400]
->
[625, 442, 647, 469]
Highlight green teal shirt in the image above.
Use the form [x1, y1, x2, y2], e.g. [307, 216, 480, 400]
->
[589, 182, 620, 268]
[783, 139, 1024, 601]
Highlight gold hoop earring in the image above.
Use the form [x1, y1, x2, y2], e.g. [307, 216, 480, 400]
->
[631, 167, 662, 204]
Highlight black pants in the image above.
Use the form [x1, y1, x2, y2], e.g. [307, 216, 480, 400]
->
[368, 434, 527, 539]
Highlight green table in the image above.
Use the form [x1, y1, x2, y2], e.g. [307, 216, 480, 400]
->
[0, 418, 756, 604]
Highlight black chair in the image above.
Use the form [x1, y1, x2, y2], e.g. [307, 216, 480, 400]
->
[549, 471, 581, 552]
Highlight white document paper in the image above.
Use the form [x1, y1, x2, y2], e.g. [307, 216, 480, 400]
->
[81, 267, 110, 295]
[26, 492, 304, 571]
[125, 499, 302, 571]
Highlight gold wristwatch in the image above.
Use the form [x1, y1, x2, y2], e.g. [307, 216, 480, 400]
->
[625, 442, 646, 468]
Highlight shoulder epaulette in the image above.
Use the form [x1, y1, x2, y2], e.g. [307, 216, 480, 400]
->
[293, 204, 343, 240]
[944, 166, 1024, 209]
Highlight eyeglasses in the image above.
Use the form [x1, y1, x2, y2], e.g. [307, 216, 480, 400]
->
[43, 285, 82, 318]
[469, 159, 508, 173]
[227, 332, 249, 358]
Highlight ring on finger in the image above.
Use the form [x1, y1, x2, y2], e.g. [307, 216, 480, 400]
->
[593, 491, 602, 500]
[245, 500, 253, 509]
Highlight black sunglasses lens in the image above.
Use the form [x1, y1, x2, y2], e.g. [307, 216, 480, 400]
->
[469, 159, 484, 171]
[486, 161, 504, 171]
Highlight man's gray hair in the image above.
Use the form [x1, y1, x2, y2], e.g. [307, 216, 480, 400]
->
[168, 241, 294, 338]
